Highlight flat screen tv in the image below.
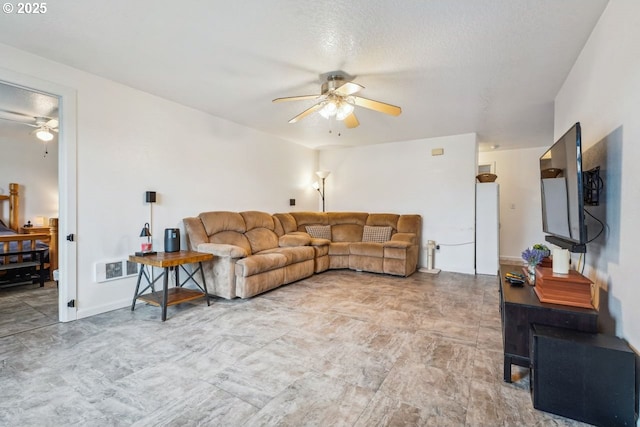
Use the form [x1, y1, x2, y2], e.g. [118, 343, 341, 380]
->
[539, 122, 587, 253]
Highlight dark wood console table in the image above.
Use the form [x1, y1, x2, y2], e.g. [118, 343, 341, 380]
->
[499, 264, 598, 382]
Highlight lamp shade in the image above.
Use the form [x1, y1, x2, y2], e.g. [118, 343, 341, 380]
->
[139, 222, 151, 237]
[315, 170, 331, 179]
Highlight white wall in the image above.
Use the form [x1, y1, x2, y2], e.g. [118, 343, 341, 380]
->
[479, 147, 548, 262]
[0, 43, 318, 318]
[0, 133, 58, 225]
[554, 0, 640, 350]
[320, 133, 477, 274]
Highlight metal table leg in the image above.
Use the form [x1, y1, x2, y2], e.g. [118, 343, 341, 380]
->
[131, 266, 145, 311]
[162, 267, 169, 321]
[199, 262, 210, 306]
[504, 355, 512, 383]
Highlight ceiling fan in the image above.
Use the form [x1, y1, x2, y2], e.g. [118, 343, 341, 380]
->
[0, 109, 59, 141]
[272, 73, 401, 128]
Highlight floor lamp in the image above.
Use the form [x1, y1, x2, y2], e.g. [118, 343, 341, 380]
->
[313, 171, 330, 212]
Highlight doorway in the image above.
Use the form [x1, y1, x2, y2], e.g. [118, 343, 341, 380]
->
[0, 82, 60, 332]
[0, 69, 78, 323]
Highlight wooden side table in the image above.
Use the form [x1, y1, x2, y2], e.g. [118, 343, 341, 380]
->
[129, 251, 213, 321]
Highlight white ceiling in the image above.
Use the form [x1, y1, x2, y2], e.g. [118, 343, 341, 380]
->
[0, 0, 608, 151]
[0, 83, 58, 142]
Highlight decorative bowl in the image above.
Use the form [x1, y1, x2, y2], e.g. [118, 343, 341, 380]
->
[476, 173, 497, 183]
[541, 168, 563, 178]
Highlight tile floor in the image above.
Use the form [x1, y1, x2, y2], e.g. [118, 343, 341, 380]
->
[0, 281, 58, 338]
[0, 270, 588, 426]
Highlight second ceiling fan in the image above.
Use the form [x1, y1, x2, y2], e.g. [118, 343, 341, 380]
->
[0, 109, 59, 141]
[272, 74, 401, 129]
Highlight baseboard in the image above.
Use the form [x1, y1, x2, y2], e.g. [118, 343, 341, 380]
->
[76, 297, 130, 319]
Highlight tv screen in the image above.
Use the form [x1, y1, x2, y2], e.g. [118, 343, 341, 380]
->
[539, 122, 587, 252]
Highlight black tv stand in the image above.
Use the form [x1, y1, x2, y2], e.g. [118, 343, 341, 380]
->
[499, 264, 597, 382]
[544, 236, 586, 253]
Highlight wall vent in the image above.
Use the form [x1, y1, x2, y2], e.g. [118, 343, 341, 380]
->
[95, 259, 139, 283]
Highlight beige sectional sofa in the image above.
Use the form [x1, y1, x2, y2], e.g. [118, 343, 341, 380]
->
[183, 210, 421, 299]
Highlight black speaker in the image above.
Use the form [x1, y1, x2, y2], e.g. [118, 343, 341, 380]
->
[145, 191, 156, 203]
[164, 228, 180, 253]
[531, 324, 636, 427]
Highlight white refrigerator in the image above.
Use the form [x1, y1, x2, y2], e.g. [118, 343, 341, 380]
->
[476, 182, 500, 275]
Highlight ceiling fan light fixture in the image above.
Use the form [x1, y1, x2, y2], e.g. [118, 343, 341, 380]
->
[35, 126, 54, 142]
[319, 100, 338, 119]
[273, 72, 401, 128]
[335, 99, 355, 121]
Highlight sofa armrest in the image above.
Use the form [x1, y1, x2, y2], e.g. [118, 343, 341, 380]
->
[387, 233, 416, 245]
[309, 237, 331, 246]
[197, 242, 248, 258]
[279, 233, 312, 247]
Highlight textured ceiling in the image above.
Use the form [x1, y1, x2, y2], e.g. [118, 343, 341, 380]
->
[0, 83, 58, 142]
[0, 0, 608, 151]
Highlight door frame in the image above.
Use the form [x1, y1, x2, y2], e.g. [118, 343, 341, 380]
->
[0, 67, 78, 322]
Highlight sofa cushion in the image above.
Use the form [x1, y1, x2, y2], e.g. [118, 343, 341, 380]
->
[273, 213, 298, 235]
[362, 225, 392, 243]
[350, 242, 384, 257]
[241, 211, 279, 253]
[366, 213, 400, 229]
[241, 211, 275, 231]
[198, 211, 252, 254]
[398, 214, 422, 234]
[327, 212, 369, 225]
[245, 228, 279, 254]
[306, 225, 331, 240]
[290, 211, 329, 231]
[200, 211, 246, 235]
[260, 246, 315, 264]
[329, 242, 351, 256]
[331, 224, 364, 242]
[210, 230, 252, 254]
[235, 253, 287, 277]
[279, 233, 311, 247]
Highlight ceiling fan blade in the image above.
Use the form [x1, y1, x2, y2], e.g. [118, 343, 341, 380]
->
[46, 118, 59, 128]
[344, 112, 359, 128]
[0, 108, 34, 119]
[288, 103, 324, 123]
[334, 81, 364, 96]
[0, 116, 37, 127]
[273, 94, 321, 103]
[353, 96, 402, 116]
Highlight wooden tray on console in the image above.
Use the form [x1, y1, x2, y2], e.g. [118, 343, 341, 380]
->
[533, 266, 594, 309]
